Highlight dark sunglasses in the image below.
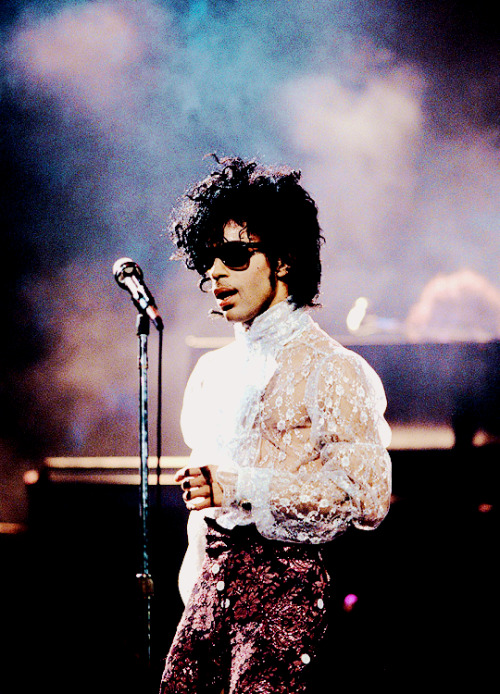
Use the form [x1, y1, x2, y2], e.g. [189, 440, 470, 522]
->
[200, 241, 263, 272]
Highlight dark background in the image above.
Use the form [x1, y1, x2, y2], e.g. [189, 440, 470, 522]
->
[1, 1, 499, 692]
[1, 444, 498, 693]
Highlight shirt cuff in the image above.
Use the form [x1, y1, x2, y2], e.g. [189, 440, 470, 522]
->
[236, 467, 273, 509]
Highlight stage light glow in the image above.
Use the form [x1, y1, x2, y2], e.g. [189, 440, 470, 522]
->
[343, 593, 358, 612]
[23, 469, 40, 485]
[346, 297, 369, 333]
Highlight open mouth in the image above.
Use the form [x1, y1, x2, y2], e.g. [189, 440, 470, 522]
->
[214, 287, 237, 308]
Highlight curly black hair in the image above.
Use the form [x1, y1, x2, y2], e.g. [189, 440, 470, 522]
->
[170, 155, 324, 308]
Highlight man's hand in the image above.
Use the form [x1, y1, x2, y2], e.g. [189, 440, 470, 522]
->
[174, 465, 223, 510]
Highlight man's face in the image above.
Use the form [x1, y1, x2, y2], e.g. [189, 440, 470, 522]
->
[208, 220, 289, 325]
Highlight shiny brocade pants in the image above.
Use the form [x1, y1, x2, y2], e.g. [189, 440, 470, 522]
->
[159, 518, 330, 694]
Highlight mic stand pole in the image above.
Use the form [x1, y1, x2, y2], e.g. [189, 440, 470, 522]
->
[136, 310, 154, 677]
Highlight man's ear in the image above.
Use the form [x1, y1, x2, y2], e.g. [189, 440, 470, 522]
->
[276, 260, 290, 278]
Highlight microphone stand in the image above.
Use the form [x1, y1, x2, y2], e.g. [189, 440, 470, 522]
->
[136, 310, 154, 678]
[113, 257, 164, 686]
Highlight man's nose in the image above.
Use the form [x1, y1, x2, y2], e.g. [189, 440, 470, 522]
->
[208, 256, 228, 279]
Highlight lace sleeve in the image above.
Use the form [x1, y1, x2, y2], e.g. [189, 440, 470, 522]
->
[307, 350, 392, 529]
[233, 349, 392, 543]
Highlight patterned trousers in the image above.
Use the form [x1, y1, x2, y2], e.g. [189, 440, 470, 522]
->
[160, 518, 330, 694]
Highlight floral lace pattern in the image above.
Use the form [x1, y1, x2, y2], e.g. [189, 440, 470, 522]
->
[181, 300, 391, 548]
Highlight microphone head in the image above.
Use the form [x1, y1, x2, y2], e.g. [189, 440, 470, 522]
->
[113, 257, 143, 286]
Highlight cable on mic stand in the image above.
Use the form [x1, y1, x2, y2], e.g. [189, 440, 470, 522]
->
[155, 326, 163, 511]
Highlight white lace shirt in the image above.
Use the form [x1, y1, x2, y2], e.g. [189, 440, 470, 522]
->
[178, 300, 392, 602]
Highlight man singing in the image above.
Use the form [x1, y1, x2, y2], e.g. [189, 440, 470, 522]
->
[160, 156, 391, 693]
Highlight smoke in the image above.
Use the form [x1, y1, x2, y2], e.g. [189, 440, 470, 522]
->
[275, 61, 426, 324]
[274, 56, 500, 326]
[1, 0, 499, 520]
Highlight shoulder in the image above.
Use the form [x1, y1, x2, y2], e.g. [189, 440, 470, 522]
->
[286, 316, 361, 369]
[193, 339, 238, 369]
[293, 318, 386, 398]
[181, 340, 239, 425]
[187, 339, 239, 384]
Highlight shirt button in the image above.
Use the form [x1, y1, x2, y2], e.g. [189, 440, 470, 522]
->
[317, 598, 324, 609]
[224, 598, 231, 609]
[216, 580, 225, 592]
[301, 654, 311, 665]
[211, 563, 220, 575]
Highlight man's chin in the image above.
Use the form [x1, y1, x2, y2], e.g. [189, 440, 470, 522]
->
[223, 309, 240, 323]
[223, 307, 256, 324]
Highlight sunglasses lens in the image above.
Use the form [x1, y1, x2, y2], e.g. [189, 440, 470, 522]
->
[219, 243, 252, 269]
[201, 242, 259, 271]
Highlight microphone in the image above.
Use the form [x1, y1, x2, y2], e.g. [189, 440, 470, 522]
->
[113, 257, 164, 330]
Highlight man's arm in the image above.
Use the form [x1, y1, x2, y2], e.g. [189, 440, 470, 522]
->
[215, 350, 392, 542]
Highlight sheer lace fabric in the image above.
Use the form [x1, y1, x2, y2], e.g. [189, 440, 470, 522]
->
[181, 301, 391, 551]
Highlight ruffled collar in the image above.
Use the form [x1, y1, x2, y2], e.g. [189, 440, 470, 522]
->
[233, 300, 311, 352]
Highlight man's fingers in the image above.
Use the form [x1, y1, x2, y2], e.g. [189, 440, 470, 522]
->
[186, 496, 211, 511]
[175, 467, 206, 487]
[200, 466, 213, 484]
[174, 467, 188, 483]
[181, 475, 206, 490]
[176, 465, 218, 510]
[183, 484, 211, 502]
